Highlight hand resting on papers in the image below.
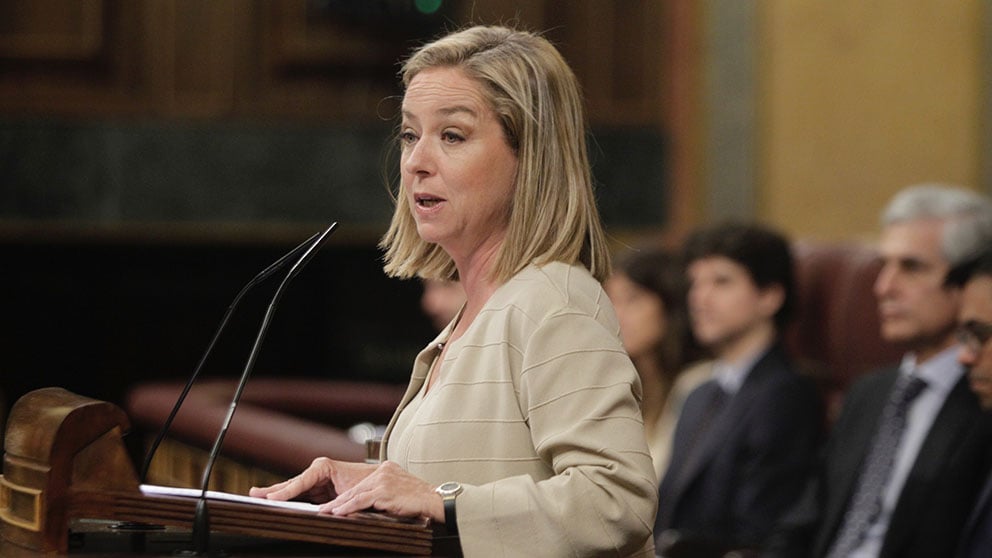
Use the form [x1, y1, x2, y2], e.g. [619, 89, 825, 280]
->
[248, 458, 444, 522]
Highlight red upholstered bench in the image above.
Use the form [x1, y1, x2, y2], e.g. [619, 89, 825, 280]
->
[126, 378, 406, 493]
[785, 240, 904, 422]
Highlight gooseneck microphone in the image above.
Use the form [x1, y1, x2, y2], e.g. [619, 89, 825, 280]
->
[138, 224, 335, 484]
[188, 221, 338, 554]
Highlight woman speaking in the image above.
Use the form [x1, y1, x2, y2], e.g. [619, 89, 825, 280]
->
[250, 25, 657, 557]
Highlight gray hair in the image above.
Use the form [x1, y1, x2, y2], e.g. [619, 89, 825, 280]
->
[881, 183, 992, 265]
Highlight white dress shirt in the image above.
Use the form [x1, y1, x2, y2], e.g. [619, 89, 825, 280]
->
[847, 345, 964, 557]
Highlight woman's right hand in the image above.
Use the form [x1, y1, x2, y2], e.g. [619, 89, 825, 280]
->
[248, 457, 377, 504]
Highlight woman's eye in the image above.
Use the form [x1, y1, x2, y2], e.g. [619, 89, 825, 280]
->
[441, 131, 464, 143]
[399, 131, 418, 145]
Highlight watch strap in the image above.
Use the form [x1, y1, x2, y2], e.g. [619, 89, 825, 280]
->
[442, 495, 458, 536]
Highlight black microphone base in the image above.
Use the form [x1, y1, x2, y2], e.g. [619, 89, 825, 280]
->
[188, 497, 211, 556]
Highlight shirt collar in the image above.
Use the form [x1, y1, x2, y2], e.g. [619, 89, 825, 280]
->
[712, 344, 771, 395]
[899, 345, 964, 395]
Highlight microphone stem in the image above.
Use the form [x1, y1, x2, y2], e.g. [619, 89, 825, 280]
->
[189, 285, 284, 555]
[197, 295, 280, 493]
[189, 222, 335, 554]
[138, 230, 324, 483]
[189, 285, 283, 556]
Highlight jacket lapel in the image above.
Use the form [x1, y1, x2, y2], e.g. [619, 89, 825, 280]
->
[820, 369, 899, 538]
[882, 376, 978, 552]
[962, 471, 992, 552]
[668, 347, 781, 501]
[658, 373, 720, 520]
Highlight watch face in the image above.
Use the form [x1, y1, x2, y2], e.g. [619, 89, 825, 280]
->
[437, 481, 463, 496]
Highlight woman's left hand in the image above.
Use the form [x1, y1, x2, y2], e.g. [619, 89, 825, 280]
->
[321, 460, 444, 521]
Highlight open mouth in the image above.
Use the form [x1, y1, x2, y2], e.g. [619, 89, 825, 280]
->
[415, 194, 445, 208]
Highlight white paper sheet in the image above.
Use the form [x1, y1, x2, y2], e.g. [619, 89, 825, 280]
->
[139, 484, 321, 513]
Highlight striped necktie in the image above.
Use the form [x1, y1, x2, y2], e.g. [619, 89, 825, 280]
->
[826, 373, 928, 558]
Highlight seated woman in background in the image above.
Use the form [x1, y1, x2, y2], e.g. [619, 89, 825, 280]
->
[606, 248, 708, 482]
[419, 278, 465, 331]
[250, 25, 657, 557]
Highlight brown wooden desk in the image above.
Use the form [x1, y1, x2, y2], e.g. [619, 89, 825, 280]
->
[0, 520, 460, 557]
[1, 389, 454, 556]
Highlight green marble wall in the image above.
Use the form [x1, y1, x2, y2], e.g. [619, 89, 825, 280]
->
[0, 119, 667, 229]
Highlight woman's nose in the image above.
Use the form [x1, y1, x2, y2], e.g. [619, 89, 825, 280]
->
[403, 138, 435, 176]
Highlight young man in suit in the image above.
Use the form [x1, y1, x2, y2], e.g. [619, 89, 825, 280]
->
[654, 222, 822, 556]
[766, 184, 992, 558]
[947, 249, 992, 557]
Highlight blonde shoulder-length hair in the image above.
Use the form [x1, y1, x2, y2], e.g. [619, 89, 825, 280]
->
[379, 25, 612, 284]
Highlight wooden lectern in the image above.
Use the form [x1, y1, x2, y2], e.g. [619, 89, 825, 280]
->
[0, 388, 436, 555]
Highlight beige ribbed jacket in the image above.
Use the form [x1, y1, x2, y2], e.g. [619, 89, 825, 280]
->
[381, 262, 657, 557]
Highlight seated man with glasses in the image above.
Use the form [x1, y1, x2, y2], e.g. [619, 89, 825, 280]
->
[767, 184, 992, 558]
[948, 249, 992, 410]
[946, 248, 992, 557]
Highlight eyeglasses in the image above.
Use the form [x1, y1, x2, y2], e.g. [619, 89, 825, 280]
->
[956, 320, 992, 353]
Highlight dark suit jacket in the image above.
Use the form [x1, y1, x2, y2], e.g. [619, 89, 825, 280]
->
[766, 366, 992, 558]
[958, 466, 992, 558]
[654, 344, 823, 555]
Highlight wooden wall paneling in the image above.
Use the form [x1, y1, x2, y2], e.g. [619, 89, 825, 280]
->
[540, 1, 665, 127]
[141, 0, 242, 118]
[0, 0, 103, 60]
[605, 0, 666, 124]
[662, 0, 703, 243]
[232, 0, 442, 121]
[0, 0, 677, 127]
[0, 0, 152, 116]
